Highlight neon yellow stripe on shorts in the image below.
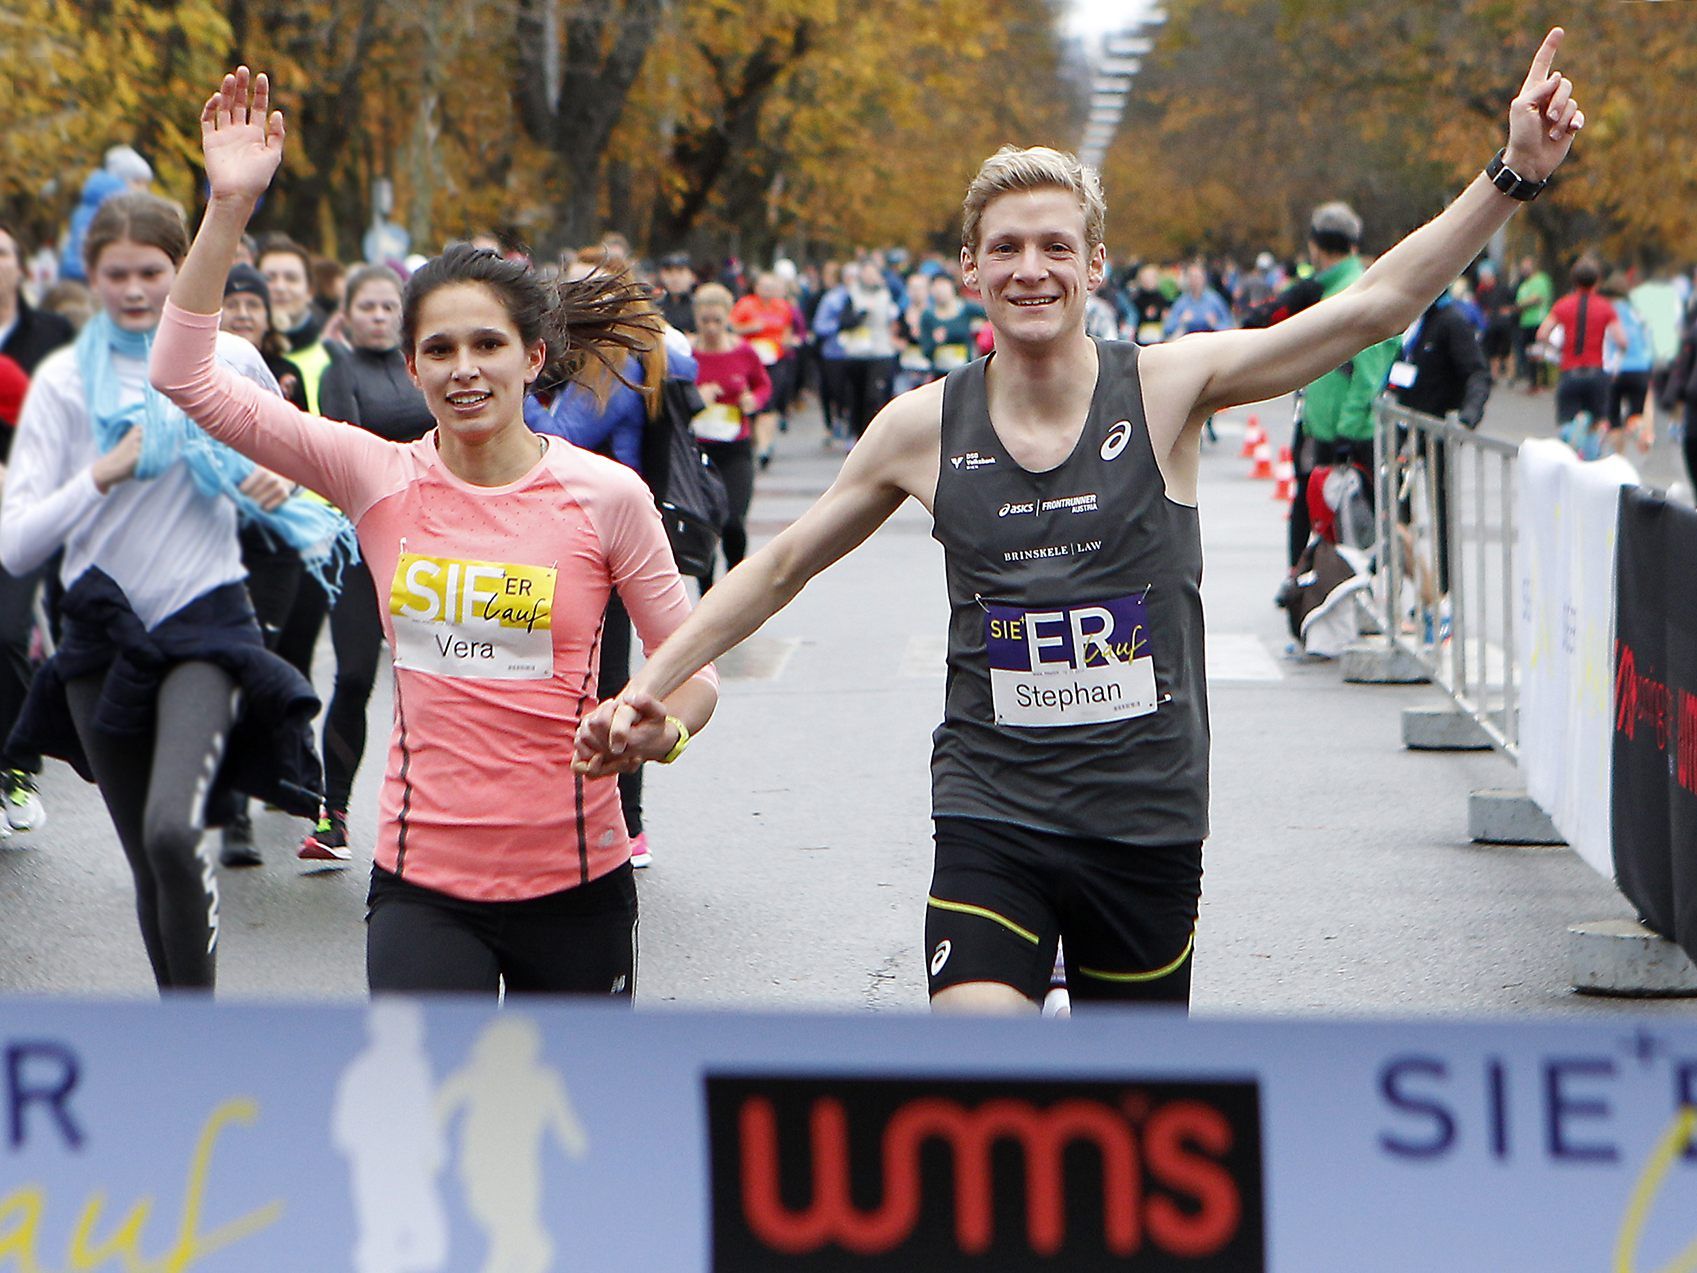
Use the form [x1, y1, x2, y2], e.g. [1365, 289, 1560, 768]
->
[926, 895, 1040, 945]
[1077, 931, 1196, 983]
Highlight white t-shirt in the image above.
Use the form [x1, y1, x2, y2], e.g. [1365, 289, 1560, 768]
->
[0, 331, 279, 628]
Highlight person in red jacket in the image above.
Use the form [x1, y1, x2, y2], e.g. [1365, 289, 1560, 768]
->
[690, 282, 770, 588]
[1537, 254, 1620, 445]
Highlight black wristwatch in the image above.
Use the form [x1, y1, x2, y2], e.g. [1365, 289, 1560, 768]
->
[1485, 149, 1547, 202]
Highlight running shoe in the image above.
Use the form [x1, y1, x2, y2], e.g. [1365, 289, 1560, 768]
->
[629, 831, 653, 869]
[1043, 943, 1070, 1018]
[299, 809, 351, 863]
[2, 770, 45, 833]
[219, 811, 262, 868]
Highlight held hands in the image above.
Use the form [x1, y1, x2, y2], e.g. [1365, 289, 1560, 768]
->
[1505, 28, 1584, 182]
[91, 426, 143, 494]
[201, 66, 286, 204]
[572, 691, 678, 778]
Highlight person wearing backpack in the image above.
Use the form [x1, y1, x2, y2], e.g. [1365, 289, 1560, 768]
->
[1384, 286, 1492, 598]
[1537, 255, 1620, 456]
[1660, 307, 1697, 492]
[1601, 272, 1655, 455]
[524, 257, 697, 869]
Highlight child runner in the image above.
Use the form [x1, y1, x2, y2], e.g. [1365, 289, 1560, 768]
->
[0, 193, 347, 991]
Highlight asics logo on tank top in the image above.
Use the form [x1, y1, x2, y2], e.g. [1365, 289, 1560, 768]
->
[1101, 419, 1133, 461]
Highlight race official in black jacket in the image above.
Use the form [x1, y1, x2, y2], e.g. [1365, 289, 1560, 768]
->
[1385, 291, 1492, 427]
[1385, 290, 1493, 594]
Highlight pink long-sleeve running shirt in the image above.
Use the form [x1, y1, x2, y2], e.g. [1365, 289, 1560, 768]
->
[153, 301, 716, 901]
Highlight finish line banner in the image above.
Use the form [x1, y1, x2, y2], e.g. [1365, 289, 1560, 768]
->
[2, 1002, 1696, 1271]
[1613, 487, 1697, 964]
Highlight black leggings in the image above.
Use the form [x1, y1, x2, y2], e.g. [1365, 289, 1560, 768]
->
[275, 558, 384, 811]
[239, 522, 304, 648]
[697, 437, 755, 589]
[0, 561, 45, 771]
[322, 559, 383, 811]
[767, 353, 800, 417]
[365, 863, 638, 997]
[65, 663, 239, 990]
[596, 591, 643, 836]
[1685, 402, 1697, 491]
[841, 356, 896, 438]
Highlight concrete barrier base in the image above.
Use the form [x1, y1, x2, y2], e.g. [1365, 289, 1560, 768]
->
[1402, 707, 1493, 751]
[1341, 640, 1430, 685]
[1570, 919, 1697, 997]
[1468, 789, 1565, 845]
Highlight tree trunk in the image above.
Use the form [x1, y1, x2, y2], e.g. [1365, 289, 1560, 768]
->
[514, 0, 661, 258]
[646, 22, 813, 250]
[561, 159, 602, 253]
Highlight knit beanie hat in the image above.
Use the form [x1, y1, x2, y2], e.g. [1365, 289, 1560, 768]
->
[224, 263, 274, 322]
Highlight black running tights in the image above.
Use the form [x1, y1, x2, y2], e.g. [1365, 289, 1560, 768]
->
[65, 663, 239, 991]
[274, 557, 383, 812]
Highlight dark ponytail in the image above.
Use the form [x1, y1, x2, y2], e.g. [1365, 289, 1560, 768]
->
[401, 244, 659, 397]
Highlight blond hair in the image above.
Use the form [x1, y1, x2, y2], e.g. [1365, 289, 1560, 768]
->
[961, 146, 1106, 255]
[692, 282, 734, 314]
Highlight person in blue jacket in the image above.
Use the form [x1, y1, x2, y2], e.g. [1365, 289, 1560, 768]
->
[524, 259, 695, 870]
[59, 147, 154, 284]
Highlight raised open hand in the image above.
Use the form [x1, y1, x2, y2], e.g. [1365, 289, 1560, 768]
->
[200, 66, 286, 203]
[1505, 28, 1584, 183]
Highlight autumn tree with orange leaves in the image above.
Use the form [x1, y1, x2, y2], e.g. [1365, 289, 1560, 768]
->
[2, 0, 1690, 272]
[1105, 0, 1697, 270]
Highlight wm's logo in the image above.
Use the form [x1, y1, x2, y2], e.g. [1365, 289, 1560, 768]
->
[708, 1075, 1265, 1271]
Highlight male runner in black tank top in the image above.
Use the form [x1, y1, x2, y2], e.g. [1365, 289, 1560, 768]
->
[576, 28, 1587, 1013]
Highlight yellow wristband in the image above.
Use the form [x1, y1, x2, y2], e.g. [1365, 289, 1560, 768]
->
[660, 715, 691, 765]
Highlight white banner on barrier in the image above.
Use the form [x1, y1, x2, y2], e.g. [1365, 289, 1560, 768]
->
[2, 1000, 1696, 1272]
[1515, 439, 1638, 876]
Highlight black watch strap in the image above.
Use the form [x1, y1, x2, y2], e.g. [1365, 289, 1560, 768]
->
[1486, 149, 1546, 202]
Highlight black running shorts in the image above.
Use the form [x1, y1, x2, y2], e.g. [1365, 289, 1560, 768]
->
[366, 862, 638, 997]
[925, 816, 1202, 1007]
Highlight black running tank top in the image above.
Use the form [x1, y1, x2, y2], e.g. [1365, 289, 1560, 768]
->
[930, 340, 1209, 845]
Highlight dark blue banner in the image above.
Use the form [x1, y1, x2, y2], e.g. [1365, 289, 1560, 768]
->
[1612, 487, 1697, 963]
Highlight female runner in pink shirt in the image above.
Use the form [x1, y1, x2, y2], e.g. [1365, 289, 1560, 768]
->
[152, 67, 718, 997]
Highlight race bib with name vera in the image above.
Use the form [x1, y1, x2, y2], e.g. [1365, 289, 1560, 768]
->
[390, 551, 557, 680]
[985, 594, 1159, 727]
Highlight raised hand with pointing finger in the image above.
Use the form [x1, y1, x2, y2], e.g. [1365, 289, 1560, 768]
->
[1501, 27, 1585, 185]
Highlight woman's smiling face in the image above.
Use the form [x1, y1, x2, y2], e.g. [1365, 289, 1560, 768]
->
[406, 282, 544, 442]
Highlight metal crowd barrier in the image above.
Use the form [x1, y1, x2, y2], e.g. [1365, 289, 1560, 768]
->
[1371, 400, 1521, 758]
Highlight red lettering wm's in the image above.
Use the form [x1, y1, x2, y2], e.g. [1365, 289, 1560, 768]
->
[1680, 691, 1697, 796]
[736, 1093, 1240, 1257]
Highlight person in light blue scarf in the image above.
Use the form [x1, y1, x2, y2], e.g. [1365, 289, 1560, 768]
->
[0, 192, 340, 992]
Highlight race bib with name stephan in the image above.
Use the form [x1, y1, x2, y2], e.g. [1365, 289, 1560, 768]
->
[389, 551, 557, 680]
[985, 594, 1159, 727]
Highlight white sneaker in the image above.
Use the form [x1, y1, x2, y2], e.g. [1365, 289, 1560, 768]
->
[2, 771, 45, 833]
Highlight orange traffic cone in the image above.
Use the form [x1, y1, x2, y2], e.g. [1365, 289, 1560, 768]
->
[1240, 413, 1264, 459]
[1251, 439, 1274, 480]
[1272, 447, 1296, 499]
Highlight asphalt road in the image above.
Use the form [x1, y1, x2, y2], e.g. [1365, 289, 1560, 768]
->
[0, 377, 1687, 1017]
